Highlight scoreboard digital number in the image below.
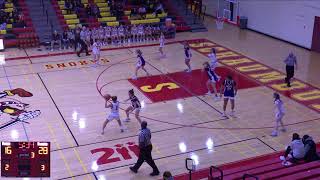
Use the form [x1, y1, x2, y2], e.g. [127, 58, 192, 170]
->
[1, 142, 50, 177]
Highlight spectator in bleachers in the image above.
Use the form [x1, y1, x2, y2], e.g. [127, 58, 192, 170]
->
[65, 0, 73, 15]
[163, 171, 174, 180]
[0, 22, 6, 30]
[302, 135, 320, 162]
[51, 30, 62, 51]
[0, 0, 5, 9]
[280, 133, 305, 166]
[91, 3, 101, 18]
[86, 3, 92, 17]
[67, 29, 75, 49]
[62, 30, 69, 50]
[138, 6, 146, 19]
[12, 7, 20, 23]
[154, 2, 164, 16]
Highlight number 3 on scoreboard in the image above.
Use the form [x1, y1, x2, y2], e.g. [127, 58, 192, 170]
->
[41, 164, 46, 171]
[38, 147, 48, 155]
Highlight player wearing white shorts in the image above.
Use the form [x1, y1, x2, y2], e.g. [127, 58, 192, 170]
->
[208, 48, 218, 70]
[203, 62, 220, 100]
[111, 26, 118, 44]
[137, 24, 144, 42]
[271, 93, 286, 137]
[102, 96, 124, 134]
[98, 26, 105, 45]
[118, 25, 125, 44]
[105, 26, 112, 45]
[92, 40, 101, 65]
[85, 29, 92, 47]
[133, 49, 150, 80]
[183, 42, 192, 72]
[124, 89, 142, 124]
[92, 28, 99, 43]
[131, 25, 138, 42]
[159, 32, 165, 57]
[220, 75, 237, 118]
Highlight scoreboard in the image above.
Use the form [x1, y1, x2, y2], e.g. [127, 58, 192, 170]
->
[1, 142, 50, 177]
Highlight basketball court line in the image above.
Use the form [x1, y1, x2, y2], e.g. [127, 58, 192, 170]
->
[256, 137, 277, 152]
[56, 137, 258, 180]
[24, 54, 92, 179]
[37, 73, 80, 147]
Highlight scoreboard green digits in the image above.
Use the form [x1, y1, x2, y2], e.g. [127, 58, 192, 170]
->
[1, 142, 50, 177]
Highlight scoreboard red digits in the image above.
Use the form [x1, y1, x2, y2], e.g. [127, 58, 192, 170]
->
[1, 142, 50, 177]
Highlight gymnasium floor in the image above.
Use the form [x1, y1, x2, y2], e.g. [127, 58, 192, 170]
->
[1, 17, 320, 180]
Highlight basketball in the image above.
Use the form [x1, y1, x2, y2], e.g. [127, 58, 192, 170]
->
[104, 94, 111, 101]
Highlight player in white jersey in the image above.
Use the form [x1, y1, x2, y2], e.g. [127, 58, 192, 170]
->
[131, 25, 138, 42]
[98, 26, 105, 45]
[102, 96, 124, 134]
[118, 25, 125, 44]
[271, 93, 286, 137]
[137, 24, 144, 42]
[85, 29, 92, 47]
[124, 25, 131, 43]
[92, 40, 101, 65]
[159, 32, 165, 57]
[111, 26, 118, 44]
[105, 26, 112, 45]
[183, 42, 192, 72]
[80, 26, 86, 41]
[92, 27, 99, 43]
[208, 48, 218, 70]
[145, 25, 152, 41]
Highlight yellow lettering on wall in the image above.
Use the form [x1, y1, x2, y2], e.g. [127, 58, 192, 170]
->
[249, 71, 285, 83]
[221, 58, 253, 66]
[216, 51, 240, 59]
[292, 90, 320, 101]
[236, 64, 269, 72]
[271, 81, 308, 91]
[311, 104, 320, 110]
[140, 82, 180, 93]
[189, 42, 216, 48]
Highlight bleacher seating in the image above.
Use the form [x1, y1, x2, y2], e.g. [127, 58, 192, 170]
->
[174, 143, 320, 179]
[52, 0, 81, 30]
[2, 0, 39, 48]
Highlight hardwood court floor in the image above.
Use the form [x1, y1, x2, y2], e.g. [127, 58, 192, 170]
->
[0, 17, 320, 180]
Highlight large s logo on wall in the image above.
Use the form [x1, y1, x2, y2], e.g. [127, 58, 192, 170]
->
[0, 88, 41, 130]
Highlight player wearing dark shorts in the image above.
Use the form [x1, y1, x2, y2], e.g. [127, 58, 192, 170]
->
[220, 75, 237, 117]
[124, 89, 142, 124]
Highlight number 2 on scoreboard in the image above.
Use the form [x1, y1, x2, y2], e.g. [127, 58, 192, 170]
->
[38, 147, 48, 155]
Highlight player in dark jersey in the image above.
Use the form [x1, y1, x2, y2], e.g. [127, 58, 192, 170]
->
[183, 42, 192, 72]
[220, 75, 237, 117]
[124, 89, 142, 124]
[203, 62, 220, 100]
[132, 49, 150, 79]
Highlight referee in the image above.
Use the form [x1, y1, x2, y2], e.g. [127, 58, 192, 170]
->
[284, 52, 298, 87]
[130, 121, 160, 176]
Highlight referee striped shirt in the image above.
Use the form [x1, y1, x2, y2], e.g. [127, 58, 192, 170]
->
[138, 128, 152, 148]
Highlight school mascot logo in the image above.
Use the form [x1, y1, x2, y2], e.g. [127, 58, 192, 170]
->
[0, 88, 40, 130]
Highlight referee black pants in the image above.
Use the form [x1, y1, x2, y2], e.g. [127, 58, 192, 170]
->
[285, 65, 294, 86]
[132, 144, 159, 172]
